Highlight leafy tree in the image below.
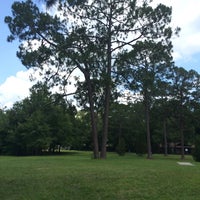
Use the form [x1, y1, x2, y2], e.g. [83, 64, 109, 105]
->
[108, 103, 131, 153]
[116, 137, 126, 156]
[108, 102, 146, 154]
[151, 69, 177, 156]
[0, 109, 9, 154]
[151, 98, 172, 155]
[190, 75, 200, 139]
[4, 82, 73, 155]
[169, 67, 200, 159]
[192, 103, 200, 138]
[70, 110, 92, 150]
[119, 40, 173, 158]
[5, 0, 177, 158]
[192, 136, 200, 162]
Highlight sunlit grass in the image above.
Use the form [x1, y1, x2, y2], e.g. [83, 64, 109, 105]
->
[0, 152, 199, 200]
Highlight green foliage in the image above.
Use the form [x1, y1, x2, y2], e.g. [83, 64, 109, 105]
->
[192, 136, 200, 162]
[116, 137, 126, 156]
[0, 82, 77, 155]
[108, 102, 147, 154]
[135, 131, 147, 156]
[4, 0, 200, 159]
[5, 0, 177, 159]
[0, 110, 9, 154]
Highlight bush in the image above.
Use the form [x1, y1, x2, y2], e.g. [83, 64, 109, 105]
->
[192, 135, 200, 162]
[135, 132, 146, 156]
[116, 137, 126, 156]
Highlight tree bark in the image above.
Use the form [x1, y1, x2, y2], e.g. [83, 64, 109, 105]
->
[180, 118, 185, 160]
[100, 82, 111, 159]
[85, 73, 99, 159]
[146, 106, 152, 159]
[144, 90, 152, 159]
[100, 2, 113, 159]
[163, 119, 168, 156]
[180, 92, 185, 160]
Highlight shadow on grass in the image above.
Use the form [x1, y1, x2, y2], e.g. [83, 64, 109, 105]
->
[152, 154, 194, 162]
[0, 150, 82, 157]
[41, 150, 80, 156]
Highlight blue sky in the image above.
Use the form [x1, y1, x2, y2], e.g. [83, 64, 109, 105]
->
[0, 0, 200, 108]
[0, 0, 25, 83]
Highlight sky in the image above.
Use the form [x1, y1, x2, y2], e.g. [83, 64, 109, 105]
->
[0, 0, 200, 109]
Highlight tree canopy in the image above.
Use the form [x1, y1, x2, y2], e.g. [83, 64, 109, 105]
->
[4, 0, 199, 159]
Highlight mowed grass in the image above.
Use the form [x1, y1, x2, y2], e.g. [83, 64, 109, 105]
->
[0, 152, 200, 200]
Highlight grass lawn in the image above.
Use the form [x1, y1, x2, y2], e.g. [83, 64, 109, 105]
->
[0, 151, 200, 200]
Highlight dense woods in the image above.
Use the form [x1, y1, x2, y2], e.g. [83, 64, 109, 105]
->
[1, 0, 200, 159]
[0, 69, 199, 157]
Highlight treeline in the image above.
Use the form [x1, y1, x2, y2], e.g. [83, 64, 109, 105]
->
[0, 83, 91, 155]
[4, 0, 179, 159]
[0, 68, 199, 156]
[3, 0, 200, 159]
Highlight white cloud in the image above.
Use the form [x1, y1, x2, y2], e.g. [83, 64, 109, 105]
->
[41, 0, 200, 63]
[151, 0, 200, 63]
[159, 0, 200, 61]
[0, 70, 34, 109]
[0, 67, 83, 109]
[1, 1, 200, 109]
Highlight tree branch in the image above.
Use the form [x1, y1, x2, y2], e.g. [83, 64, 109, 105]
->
[111, 33, 143, 52]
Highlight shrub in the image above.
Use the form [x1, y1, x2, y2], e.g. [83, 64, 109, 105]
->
[192, 135, 200, 162]
[116, 137, 126, 156]
[135, 132, 146, 156]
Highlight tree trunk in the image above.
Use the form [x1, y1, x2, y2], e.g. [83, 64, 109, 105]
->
[146, 107, 152, 159]
[85, 73, 99, 159]
[180, 119, 185, 160]
[144, 91, 152, 159]
[163, 119, 168, 156]
[100, 3, 112, 159]
[100, 84, 111, 159]
[180, 93, 185, 160]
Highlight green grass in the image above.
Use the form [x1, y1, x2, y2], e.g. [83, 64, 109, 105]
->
[0, 152, 200, 200]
